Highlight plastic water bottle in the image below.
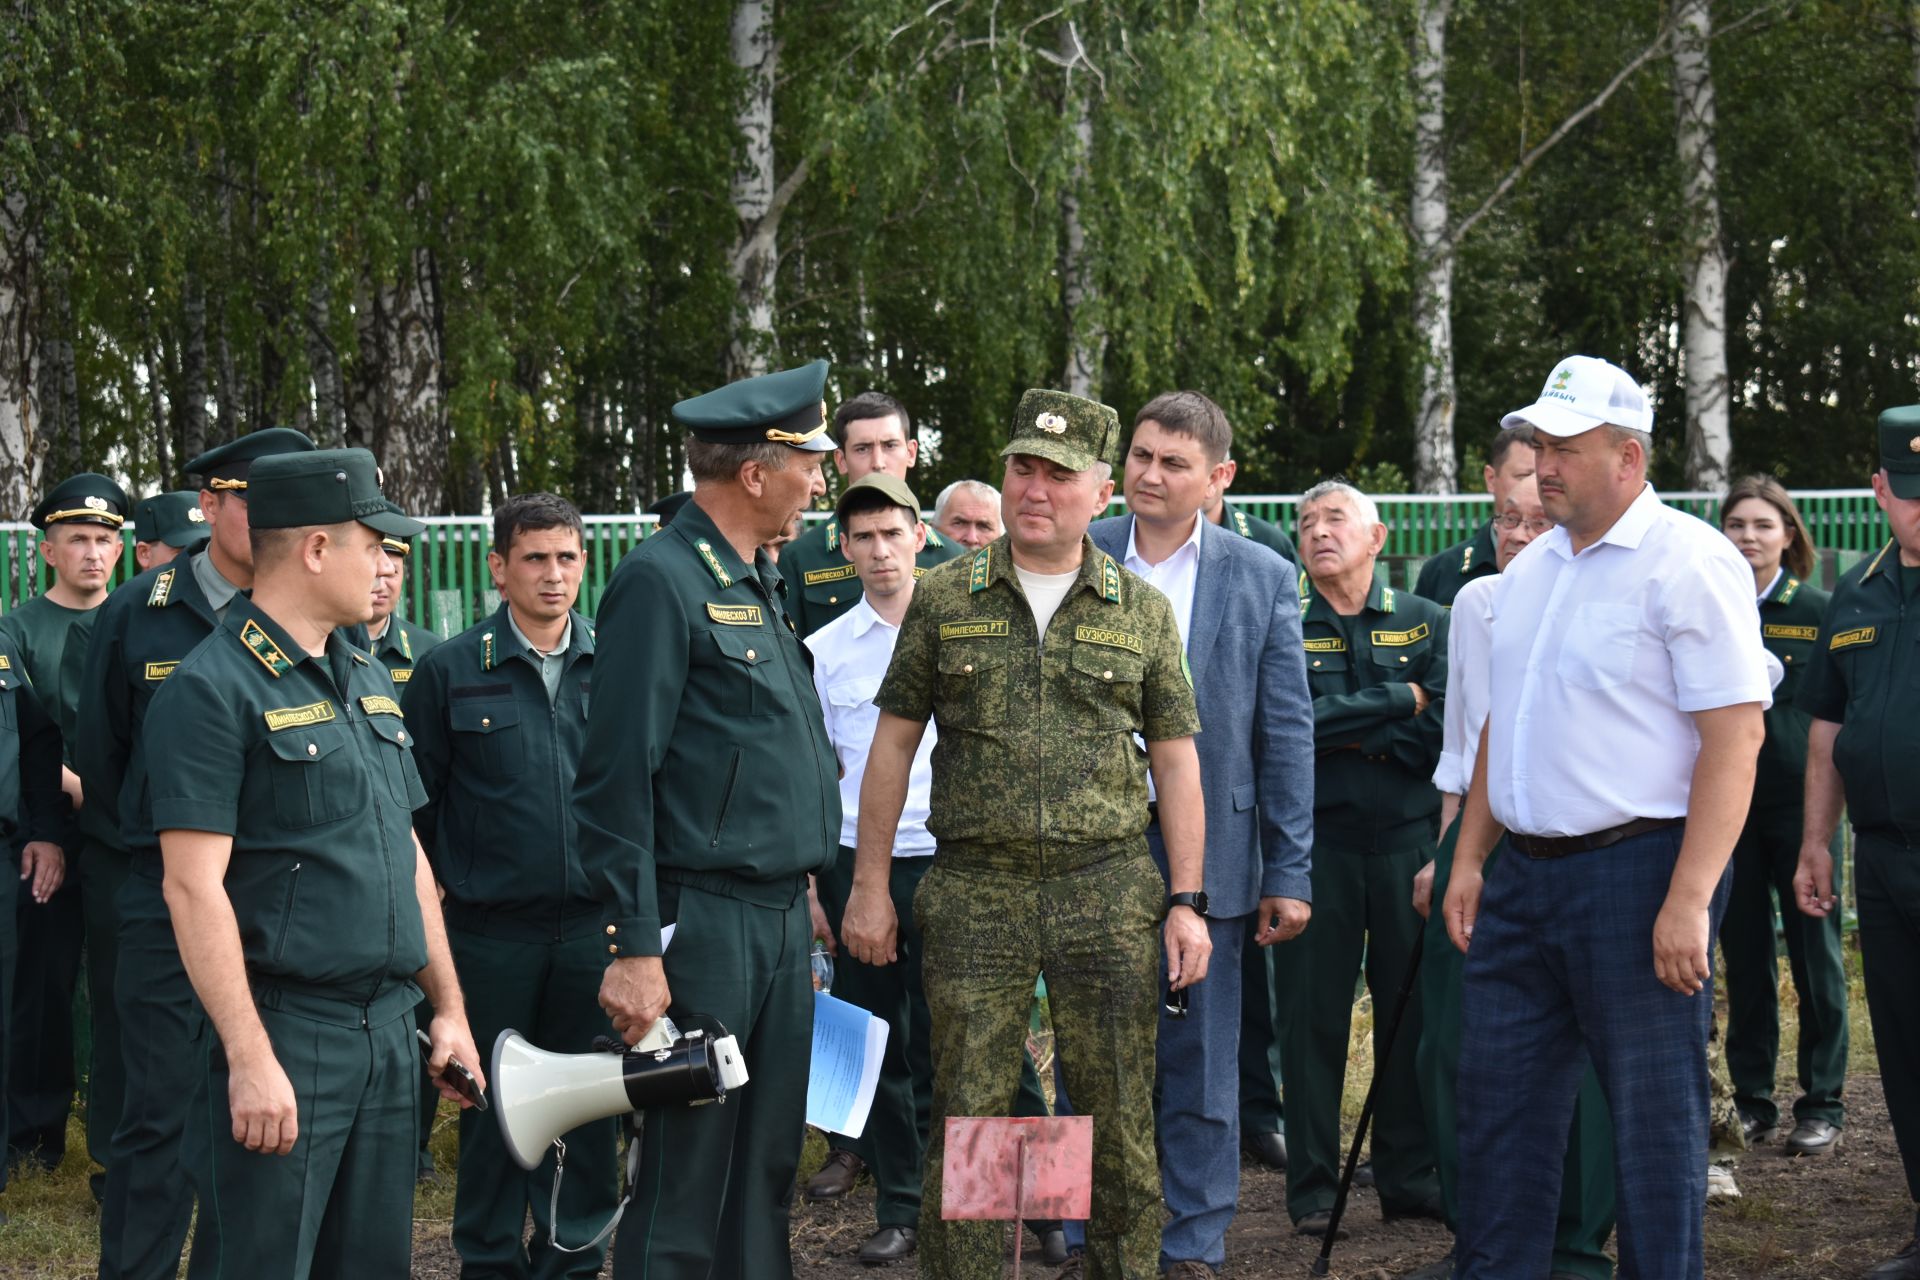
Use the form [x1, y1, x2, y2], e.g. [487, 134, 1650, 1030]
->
[810, 941, 834, 994]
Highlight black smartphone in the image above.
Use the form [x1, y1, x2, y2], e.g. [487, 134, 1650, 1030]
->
[417, 1029, 488, 1111]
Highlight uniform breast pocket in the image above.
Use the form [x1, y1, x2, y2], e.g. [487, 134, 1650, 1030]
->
[1303, 646, 1350, 682]
[451, 700, 525, 779]
[364, 714, 427, 809]
[265, 724, 365, 829]
[0, 684, 19, 818]
[1368, 643, 1428, 679]
[1067, 641, 1144, 731]
[935, 645, 1011, 729]
[1555, 602, 1641, 692]
[708, 629, 788, 716]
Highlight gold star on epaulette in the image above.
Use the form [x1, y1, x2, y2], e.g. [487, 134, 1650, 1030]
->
[240, 620, 293, 677]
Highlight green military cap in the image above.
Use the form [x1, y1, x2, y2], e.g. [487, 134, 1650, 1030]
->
[133, 490, 212, 549]
[247, 448, 424, 537]
[378, 502, 419, 557]
[185, 426, 317, 491]
[645, 491, 692, 525]
[834, 472, 921, 527]
[1001, 388, 1121, 474]
[672, 359, 835, 451]
[32, 472, 131, 530]
[1879, 405, 1920, 499]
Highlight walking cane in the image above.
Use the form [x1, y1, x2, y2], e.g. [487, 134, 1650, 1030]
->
[1310, 939, 1427, 1276]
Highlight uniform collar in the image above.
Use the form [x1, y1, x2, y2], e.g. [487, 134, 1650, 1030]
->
[1298, 568, 1395, 617]
[672, 497, 768, 594]
[1467, 519, 1499, 573]
[967, 534, 1122, 604]
[1757, 567, 1786, 604]
[483, 602, 593, 670]
[1862, 539, 1897, 583]
[224, 598, 363, 683]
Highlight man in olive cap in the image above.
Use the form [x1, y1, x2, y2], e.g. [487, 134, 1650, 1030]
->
[1796, 405, 1920, 1280]
[76, 426, 315, 1280]
[574, 360, 841, 1279]
[1, 472, 126, 1174]
[360, 508, 441, 694]
[843, 388, 1211, 1280]
[132, 492, 210, 571]
[145, 447, 480, 1277]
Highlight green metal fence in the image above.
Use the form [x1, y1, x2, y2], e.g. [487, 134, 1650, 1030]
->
[3, 490, 1888, 637]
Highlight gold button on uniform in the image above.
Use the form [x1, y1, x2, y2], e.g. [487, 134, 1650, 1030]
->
[963, 664, 974, 674]
[1311, 660, 1322, 668]
[306, 743, 318, 757]
[1102, 670, 1113, 681]
[606, 924, 617, 935]
[397, 731, 407, 743]
[608, 945, 618, 954]
[746, 649, 757, 661]
[1398, 656, 1408, 664]
[481, 717, 491, 727]
[828, 596, 838, 604]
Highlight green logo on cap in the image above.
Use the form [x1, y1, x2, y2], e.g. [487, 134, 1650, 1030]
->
[1552, 367, 1573, 391]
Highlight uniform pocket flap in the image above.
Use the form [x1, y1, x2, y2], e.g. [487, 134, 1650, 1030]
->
[710, 629, 772, 666]
[266, 724, 348, 763]
[1068, 642, 1144, 683]
[364, 715, 412, 747]
[450, 702, 521, 734]
[937, 646, 1010, 676]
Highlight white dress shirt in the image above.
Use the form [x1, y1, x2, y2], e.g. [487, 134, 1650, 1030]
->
[807, 597, 937, 856]
[1485, 484, 1772, 837]
[1124, 513, 1204, 802]
[1433, 573, 1496, 797]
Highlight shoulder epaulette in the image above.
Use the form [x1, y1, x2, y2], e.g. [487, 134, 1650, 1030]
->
[1232, 508, 1252, 538]
[481, 630, 497, 671]
[1382, 586, 1397, 614]
[1779, 577, 1801, 606]
[1297, 569, 1312, 615]
[968, 545, 992, 593]
[1863, 541, 1894, 582]
[1461, 543, 1475, 573]
[825, 519, 839, 552]
[693, 538, 734, 589]
[926, 527, 945, 549]
[147, 567, 175, 608]
[239, 619, 292, 678]
[1099, 553, 1121, 603]
[399, 626, 413, 662]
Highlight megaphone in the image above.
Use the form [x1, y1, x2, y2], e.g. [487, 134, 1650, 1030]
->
[491, 1018, 750, 1171]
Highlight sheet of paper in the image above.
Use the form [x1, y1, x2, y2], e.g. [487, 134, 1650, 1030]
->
[806, 991, 889, 1139]
[659, 923, 675, 951]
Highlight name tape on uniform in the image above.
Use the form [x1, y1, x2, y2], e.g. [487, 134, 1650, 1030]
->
[803, 563, 859, 586]
[390, 668, 412, 683]
[1763, 624, 1818, 641]
[1829, 626, 1877, 651]
[1370, 623, 1431, 647]
[144, 660, 178, 681]
[940, 620, 1010, 641]
[359, 695, 403, 717]
[1303, 637, 1347, 653]
[1073, 625, 1142, 654]
[263, 700, 337, 731]
[706, 603, 764, 626]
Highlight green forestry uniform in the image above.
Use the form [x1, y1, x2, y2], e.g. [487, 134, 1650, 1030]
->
[366, 614, 440, 689]
[1216, 497, 1297, 565]
[405, 602, 618, 1278]
[779, 507, 961, 639]
[0, 634, 75, 1199]
[875, 389, 1201, 1280]
[75, 427, 315, 1280]
[1799, 409, 1920, 1241]
[132, 490, 212, 560]
[1, 473, 127, 1174]
[1723, 571, 1849, 1136]
[144, 447, 433, 1279]
[1277, 571, 1446, 1226]
[572, 360, 841, 1280]
[1413, 520, 1499, 607]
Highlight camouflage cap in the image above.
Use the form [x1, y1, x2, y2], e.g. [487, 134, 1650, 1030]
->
[133, 490, 211, 549]
[834, 471, 921, 527]
[1000, 388, 1120, 473]
[247, 448, 422, 537]
[32, 472, 131, 530]
[672, 359, 836, 452]
[1878, 405, 1920, 500]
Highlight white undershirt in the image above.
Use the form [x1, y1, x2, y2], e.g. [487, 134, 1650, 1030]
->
[1015, 565, 1079, 640]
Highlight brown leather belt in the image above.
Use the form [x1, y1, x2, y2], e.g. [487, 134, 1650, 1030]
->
[1507, 816, 1684, 860]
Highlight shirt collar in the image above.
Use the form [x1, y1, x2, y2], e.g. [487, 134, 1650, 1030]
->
[846, 595, 893, 638]
[1757, 567, 1784, 603]
[505, 606, 571, 659]
[1123, 512, 1204, 570]
[1545, 482, 1661, 559]
[191, 547, 243, 611]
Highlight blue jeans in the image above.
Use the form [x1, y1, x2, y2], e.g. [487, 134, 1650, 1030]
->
[1456, 827, 1729, 1280]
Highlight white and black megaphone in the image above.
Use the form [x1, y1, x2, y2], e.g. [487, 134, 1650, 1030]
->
[491, 1017, 750, 1171]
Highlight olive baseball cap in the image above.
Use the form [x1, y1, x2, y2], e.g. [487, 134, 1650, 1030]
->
[246, 448, 423, 537]
[185, 427, 317, 491]
[671, 359, 836, 452]
[834, 472, 922, 527]
[1001, 388, 1121, 473]
[1878, 405, 1920, 499]
[32, 473, 130, 531]
[133, 491, 211, 549]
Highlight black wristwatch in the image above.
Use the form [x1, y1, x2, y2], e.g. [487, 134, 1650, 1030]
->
[1168, 891, 1209, 917]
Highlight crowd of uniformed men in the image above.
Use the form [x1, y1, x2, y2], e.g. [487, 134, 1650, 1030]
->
[0, 352, 1916, 1280]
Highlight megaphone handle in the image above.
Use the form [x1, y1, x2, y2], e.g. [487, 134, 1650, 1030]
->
[545, 1131, 644, 1256]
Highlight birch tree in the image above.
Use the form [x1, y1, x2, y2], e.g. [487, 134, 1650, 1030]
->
[727, 0, 791, 380]
[1059, 19, 1102, 399]
[0, 179, 40, 517]
[1411, 0, 1455, 495]
[1672, 0, 1732, 490]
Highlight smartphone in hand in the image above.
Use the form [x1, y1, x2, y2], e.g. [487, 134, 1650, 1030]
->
[416, 1029, 488, 1111]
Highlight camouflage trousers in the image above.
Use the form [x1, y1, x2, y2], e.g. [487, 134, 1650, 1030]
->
[915, 851, 1163, 1280]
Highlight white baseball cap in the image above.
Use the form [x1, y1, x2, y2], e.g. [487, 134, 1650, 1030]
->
[1500, 355, 1652, 438]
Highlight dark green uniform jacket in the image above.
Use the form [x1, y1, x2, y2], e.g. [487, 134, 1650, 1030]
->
[1218, 498, 1298, 566]
[0, 637, 70, 847]
[144, 602, 429, 999]
[0, 594, 94, 760]
[779, 514, 961, 638]
[403, 605, 597, 929]
[1754, 573, 1827, 817]
[874, 535, 1201, 875]
[358, 614, 442, 691]
[75, 555, 227, 857]
[574, 498, 840, 957]
[1799, 541, 1920, 842]
[1300, 573, 1448, 854]
[1414, 521, 1499, 608]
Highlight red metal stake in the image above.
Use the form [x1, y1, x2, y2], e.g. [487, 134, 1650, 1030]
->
[1011, 1133, 1025, 1280]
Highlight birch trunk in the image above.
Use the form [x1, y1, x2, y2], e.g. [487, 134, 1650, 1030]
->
[349, 248, 448, 513]
[1060, 21, 1102, 401]
[727, 0, 778, 380]
[0, 180, 41, 518]
[1411, 0, 1456, 493]
[306, 282, 347, 446]
[181, 267, 210, 461]
[1671, 0, 1730, 491]
[1910, 0, 1920, 214]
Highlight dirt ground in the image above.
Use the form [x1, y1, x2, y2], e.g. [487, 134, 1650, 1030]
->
[400, 1073, 1915, 1279]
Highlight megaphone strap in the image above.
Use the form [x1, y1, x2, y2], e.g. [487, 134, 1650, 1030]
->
[545, 1132, 643, 1256]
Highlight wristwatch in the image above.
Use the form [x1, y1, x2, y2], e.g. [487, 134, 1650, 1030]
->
[1168, 891, 1209, 917]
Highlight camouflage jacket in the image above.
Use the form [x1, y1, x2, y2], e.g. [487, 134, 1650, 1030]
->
[875, 535, 1200, 876]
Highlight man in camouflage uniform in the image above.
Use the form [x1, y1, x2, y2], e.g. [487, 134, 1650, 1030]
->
[843, 388, 1211, 1280]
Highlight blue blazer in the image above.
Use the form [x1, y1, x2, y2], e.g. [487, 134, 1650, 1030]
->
[1090, 515, 1315, 915]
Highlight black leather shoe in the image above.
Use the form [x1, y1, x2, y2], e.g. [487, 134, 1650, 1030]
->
[1354, 1159, 1375, 1188]
[1784, 1117, 1842, 1155]
[1243, 1130, 1288, 1169]
[1294, 1210, 1349, 1240]
[806, 1149, 865, 1200]
[1866, 1236, 1920, 1278]
[857, 1226, 917, 1264]
[1739, 1107, 1778, 1145]
[1399, 1252, 1455, 1280]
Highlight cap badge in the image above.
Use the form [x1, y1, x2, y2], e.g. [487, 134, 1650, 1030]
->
[1552, 367, 1573, 391]
[1035, 412, 1068, 434]
[1909, 436, 1920, 454]
[84, 496, 108, 511]
[187, 507, 207, 523]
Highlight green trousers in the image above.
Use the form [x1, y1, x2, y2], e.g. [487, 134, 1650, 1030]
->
[7, 848, 83, 1165]
[82, 840, 132, 1181]
[611, 877, 813, 1280]
[0, 844, 14, 1193]
[1856, 830, 1920, 1204]
[1722, 809, 1849, 1130]
[917, 853, 1163, 1280]
[448, 924, 620, 1279]
[413, 996, 440, 1177]
[187, 987, 420, 1280]
[1274, 841, 1437, 1223]
[1417, 821, 1616, 1279]
[1238, 914, 1286, 1135]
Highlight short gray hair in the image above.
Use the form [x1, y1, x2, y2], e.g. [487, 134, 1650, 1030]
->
[934, 478, 1000, 521]
[686, 435, 790, 484]
[1606, 424, 1653, 461]
[1299, 479, 1381, 528]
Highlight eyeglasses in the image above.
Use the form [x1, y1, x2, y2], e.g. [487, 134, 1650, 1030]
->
[1495, 514, 1555, 534]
